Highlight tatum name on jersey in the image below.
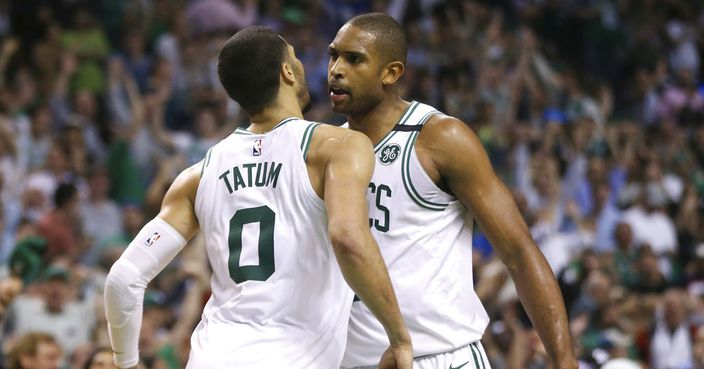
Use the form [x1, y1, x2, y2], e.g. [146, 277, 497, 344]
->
[218, 162, 283, 193]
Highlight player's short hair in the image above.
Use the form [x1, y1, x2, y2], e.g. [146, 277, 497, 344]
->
[217, 26, 288, 114]
[6, 332, 58, 369]
[348, 13, 407, 65]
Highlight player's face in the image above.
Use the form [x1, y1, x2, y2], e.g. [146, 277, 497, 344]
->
[285, 43, 311, 113]
[328, 25, 386, 116]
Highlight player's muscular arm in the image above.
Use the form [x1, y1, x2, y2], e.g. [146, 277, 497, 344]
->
[317, 129, 412, 366]
[418, 117, 578, 369]
[155, 164, 201, 239]
[105, 164, 201, 369]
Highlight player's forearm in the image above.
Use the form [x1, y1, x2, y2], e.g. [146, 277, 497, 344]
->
[331, 231, 410, 346]
[104, 259, 146, 368]
[105, 217, 188, 367]
[506, 243, 577, 367]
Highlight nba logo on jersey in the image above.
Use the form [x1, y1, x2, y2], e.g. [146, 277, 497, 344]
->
[253, 139, 263, 156]
[145, 232, 161, 247]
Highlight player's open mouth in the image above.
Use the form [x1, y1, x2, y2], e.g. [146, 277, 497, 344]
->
[329, 86, 350, 102]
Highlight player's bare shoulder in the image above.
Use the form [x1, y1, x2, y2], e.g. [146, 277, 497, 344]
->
[417, 114, 478, 152]
[166, 162, 204, 204]
[302, 123, 374, 199]
[416, 113, 486, 174]
[306, 124, 374, 163]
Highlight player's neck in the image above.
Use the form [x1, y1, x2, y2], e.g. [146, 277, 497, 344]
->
[248, 104, 303, 134]
[347, 98, 411, 146]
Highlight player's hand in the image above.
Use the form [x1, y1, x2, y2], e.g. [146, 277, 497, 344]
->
[377, 343, 413, 369]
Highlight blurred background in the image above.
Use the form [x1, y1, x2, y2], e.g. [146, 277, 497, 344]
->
[0, 0, 702, 368]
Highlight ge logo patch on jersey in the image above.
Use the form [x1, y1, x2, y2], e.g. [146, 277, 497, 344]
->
[379, 144, 400, 165]
[253, 139, 263, 156]
[145, 232, 161, 247]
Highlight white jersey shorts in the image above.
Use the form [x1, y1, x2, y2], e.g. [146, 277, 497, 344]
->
[344, 341, 492, 369]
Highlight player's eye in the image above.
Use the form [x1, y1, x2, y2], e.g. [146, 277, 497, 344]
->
[328, 50, 338, 60]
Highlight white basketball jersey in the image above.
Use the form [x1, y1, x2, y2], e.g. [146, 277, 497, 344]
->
[189, 118, 354, 369]
[342, 102, 490, 367]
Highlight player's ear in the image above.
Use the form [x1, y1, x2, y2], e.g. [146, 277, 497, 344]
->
[381, 61, 404, 86]
[281, 62, 296, 85]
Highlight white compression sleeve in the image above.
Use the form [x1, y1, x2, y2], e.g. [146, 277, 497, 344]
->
[104, 217, 187, 368]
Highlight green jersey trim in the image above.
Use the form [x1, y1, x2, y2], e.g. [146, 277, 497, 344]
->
[301, 123, 320, 160]
[234, 128, 253, 135]
[273, 117, 298, 129]
[373, 101, 419, 153]
[470, 343, 487, 369]
[234, 117, 298, 135]
[200, 147, 214, 176]
[470, 343, 482, 369]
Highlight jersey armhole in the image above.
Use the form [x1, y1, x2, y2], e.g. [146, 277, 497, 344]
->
[200, 147, 214, 177]
[400, 111, 451, 211]
[195, 146, 215, 228]
[299, 123, 320, 161]
[294, 123, 325, 205]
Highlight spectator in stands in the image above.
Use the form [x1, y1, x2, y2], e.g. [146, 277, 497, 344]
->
[61, 6, 109, 94]
[37, 182, 84, 262]
[5, 332, 61, 369]
[79, 167, 122, 256]
[23, 104, 53, 173]
[637, 289, 696, 369]
[621, 180, 677, 257]
[629, 247, 669, 294]
[82, 347, 116, 369]
[5, 266, 96, 361]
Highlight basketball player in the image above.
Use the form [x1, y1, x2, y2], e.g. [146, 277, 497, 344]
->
[327, 14, 578, 369]
[104, 26, 412, 369]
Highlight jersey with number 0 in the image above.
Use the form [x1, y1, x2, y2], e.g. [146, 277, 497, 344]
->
[189, 118, 354, 369]
[342, 102, 490, 367]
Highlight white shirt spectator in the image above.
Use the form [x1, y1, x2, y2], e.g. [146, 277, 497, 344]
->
[8, 294, 96, 358]
[650, 319, 694, 369]
[539, 230, 593, 275]
[621, 206, 677, 255]
[80, 200, 122, 247]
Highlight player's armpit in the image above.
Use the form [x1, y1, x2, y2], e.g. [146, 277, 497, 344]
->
[417, 116, 532, 264]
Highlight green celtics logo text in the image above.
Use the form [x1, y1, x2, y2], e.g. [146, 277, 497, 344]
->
[379, 144, 401, 165]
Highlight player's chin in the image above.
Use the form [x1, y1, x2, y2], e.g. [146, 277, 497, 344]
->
[330, 100, 352, 114]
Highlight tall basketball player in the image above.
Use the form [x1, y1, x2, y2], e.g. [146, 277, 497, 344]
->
[104, 26, 412, 369]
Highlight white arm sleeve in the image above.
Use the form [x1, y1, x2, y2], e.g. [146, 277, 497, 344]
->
[104, 217, 187, 368]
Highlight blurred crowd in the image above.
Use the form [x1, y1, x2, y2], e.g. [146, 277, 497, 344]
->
[0, 0, 702, 368]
